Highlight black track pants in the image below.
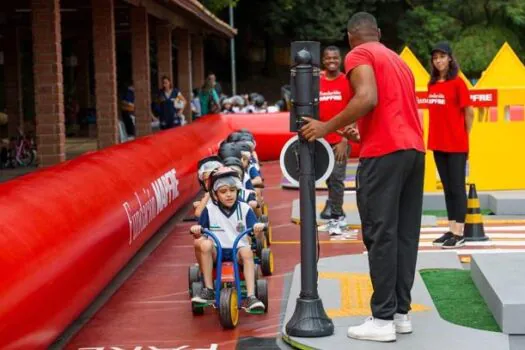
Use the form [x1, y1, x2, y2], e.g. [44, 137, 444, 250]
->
[356, 149, 425, 319]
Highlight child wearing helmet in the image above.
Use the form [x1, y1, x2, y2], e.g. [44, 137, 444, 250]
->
[222, 156, 258, 211]
[190, 167, 266, 311]
[194, 156, 223, 218]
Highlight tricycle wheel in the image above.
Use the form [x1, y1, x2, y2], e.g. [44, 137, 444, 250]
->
[191, 282, 205, 315]
[261, 248, 274, 276]
[219, 287, 239, 329]
[256, 237, 265, 258]
[254, 264, 261, 281]
[256, 279, 269, 313]
[188, 264, 201, 297]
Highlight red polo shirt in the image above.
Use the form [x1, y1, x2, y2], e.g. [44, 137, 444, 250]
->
[344, 42, 425, 158]
[427, 77, 471, 153]
[319, 72, 353, 145]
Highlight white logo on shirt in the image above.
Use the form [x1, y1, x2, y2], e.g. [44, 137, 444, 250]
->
[426, 93, 446, 105]
[320, 90, 343, 102]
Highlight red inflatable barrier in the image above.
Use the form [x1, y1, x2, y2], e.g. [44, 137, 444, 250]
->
[0, 112, 360, 348]
[0, 115, 231, 348]
[223, 112, 360, 160]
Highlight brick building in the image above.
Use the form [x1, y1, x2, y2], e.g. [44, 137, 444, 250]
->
[0, 0, 236, 167]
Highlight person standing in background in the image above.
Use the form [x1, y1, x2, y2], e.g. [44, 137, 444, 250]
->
[427, 42, 474, 249]
[318, 46, 352, 235]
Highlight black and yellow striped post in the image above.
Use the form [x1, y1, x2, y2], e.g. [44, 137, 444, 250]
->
[464, 184, 489, 241]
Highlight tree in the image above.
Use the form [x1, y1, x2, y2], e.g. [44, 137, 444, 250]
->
[399, 0, 525, 77]
[454, 25, 523, 77]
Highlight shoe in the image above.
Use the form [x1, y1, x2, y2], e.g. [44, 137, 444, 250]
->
[243, 295, 265, 311]
[432, 231, 454, 246]
[394, 313, 412, 334]
[327, 219, 343, 236]
[347, 316, 396, 342]
[191, 287, 215, 304]
[442, 235, 465, 249]
[320, 200, 332, 219]
[333, 214, 348, 229]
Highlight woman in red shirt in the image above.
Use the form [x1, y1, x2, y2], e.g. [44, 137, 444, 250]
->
[427, 42, 474, 249]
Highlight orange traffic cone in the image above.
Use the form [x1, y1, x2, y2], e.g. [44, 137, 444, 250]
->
[464, 184, 489, 241]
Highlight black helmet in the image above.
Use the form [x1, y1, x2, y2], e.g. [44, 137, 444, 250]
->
[219, 142, 241, 160]
[253, 95, 265, 108]
[222, 156, 243, 169]
[227, 132, 243, 143]
[238, 128, 253, 136]
[236, 141, 252, 154]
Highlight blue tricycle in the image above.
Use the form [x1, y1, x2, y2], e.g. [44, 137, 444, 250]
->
[189, 227, 269, 329]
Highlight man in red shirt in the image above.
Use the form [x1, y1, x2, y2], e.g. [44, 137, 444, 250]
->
[301, 12, 425, 342]
[319, 46, 352, 233]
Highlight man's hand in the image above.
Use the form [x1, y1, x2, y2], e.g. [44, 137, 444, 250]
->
[190, 225, 202, 239]
[333, 140, 348, 162]
[300, 117, 328, 142]
[337, 125, 360, 142]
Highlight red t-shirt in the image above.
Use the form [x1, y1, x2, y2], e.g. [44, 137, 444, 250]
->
[319, 72, 352, 145]
[344, 42, 425, 158]
[427, 77, 470, 153]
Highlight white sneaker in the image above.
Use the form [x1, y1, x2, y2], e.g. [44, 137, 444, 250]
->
[347, 316, 396, 342]
[394, 313, 412, 334]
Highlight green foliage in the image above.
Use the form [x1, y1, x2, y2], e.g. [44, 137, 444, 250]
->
[398, 5, 461, 64]
[200, 0, 241, 13]
[399, 0, 525, 77]
[454, 25, 523, 77]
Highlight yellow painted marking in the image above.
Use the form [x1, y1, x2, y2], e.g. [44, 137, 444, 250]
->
[315, 203, 358, 211]
[467, 198, 480, 208]
[465, 214, 483, 224]
[270, 240, 363, 245]
[437, 219, 525, 225]
[459, 256, 472, 263]
[319, 272, 431, 318]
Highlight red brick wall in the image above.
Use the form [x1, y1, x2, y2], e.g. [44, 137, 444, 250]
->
[175, 28, 192, 123]
[156, 24, 173, 88]
[92, 0, 119, 148]
[32, 0, 65, 166]
[191, 34, 205, 91]
[131, 6, 152, 136]
[4, 27, 23, 138]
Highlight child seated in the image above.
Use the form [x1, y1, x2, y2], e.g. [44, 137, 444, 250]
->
[240, 148, 263, 188]
[190, 167, 265, 311]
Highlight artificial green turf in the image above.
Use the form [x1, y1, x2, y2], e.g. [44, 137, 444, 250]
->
[420, 269, 501, 332]
[423, 209, 493, 217]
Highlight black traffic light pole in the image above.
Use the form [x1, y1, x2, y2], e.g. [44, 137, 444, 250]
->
[285, 41, 334, 338]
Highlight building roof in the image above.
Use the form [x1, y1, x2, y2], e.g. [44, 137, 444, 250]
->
[172, 0, 237, 38]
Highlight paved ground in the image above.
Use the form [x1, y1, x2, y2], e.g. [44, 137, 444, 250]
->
[55, 161, 525, 350]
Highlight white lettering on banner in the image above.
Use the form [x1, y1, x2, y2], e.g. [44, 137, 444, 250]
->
[471, 94, 492, 102]
[123, 168, 180, 245]
[78, 345, 218, 350]
[319, 90, 343, 102]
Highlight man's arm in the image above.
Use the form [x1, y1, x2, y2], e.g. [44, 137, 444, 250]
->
[326, 65, 377, 132]
[300, 65, 377, 141]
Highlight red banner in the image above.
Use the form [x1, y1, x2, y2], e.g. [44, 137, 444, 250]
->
[417, 89, 498, 108]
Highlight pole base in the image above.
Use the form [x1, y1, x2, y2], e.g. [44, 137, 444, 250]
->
[285, 297, 334, 338]
[464, 235, 489, 242]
